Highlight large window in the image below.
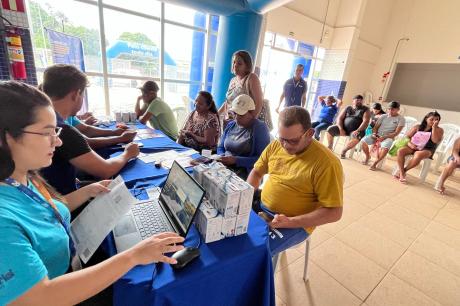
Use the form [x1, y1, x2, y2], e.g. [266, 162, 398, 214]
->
[260, 32, 325, 133]
[26, 0, 219, 116]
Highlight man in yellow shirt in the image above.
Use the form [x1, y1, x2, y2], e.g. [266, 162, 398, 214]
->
[247, 106, 343, 255]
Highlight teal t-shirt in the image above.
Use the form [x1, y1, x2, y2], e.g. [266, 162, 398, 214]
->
[146, 97, 178, 140]
[65, 116, 82, 127]
[0, 182, 71, 305]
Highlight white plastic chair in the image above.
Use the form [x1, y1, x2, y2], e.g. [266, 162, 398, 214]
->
[433, 124, 460, 172]
[392, 156, 432, 182]
[375, 116, 419, 169]
[172, 107, 188, 131]
[273, 236, 311, 282]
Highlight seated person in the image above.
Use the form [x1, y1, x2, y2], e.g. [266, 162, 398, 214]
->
[247, 106, 343, 256]
[369, 102, 386, 128]
[76, 112, 98, 125]
[311, 95, 342, 140]
[64, 114, 136, 150]
[178, 91, 220, 152]
[0, 81, 184, 306]
[435, 137, 460, 194]
[38, 83, 135, 150]
[40, 64, 140, 194]
[395, 111, 444, 184]
[326, 94, 370, 158]
[136, 81, 178, 140]
[361, 101, 405, 170]
[217, 94, 270, 180]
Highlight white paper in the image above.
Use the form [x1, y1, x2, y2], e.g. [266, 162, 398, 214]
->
[161, 156, 194, 169]
[70, 176, 137, 263]
[146, 186, 161, 200]
[138, 150, 180, 163]
[179, 149, 199, 157]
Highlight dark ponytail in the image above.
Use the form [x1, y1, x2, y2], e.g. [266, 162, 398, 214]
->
[0, 81, 52, 180]
[198, 91, 218, 114]
[419, 111, 441, 131]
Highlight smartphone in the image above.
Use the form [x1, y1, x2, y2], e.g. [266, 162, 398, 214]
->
[258, 211, 274, 223]
[190, 156, 213, 165]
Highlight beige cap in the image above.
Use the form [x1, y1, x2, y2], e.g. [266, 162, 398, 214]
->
[230, 94, 255, 115]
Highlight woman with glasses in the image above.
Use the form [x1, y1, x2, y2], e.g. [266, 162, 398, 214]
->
[0, 81, 184, 305]
[217, 94, 270, 179]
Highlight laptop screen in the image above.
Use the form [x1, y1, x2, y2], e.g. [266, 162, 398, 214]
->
[160, 161, 205, 235]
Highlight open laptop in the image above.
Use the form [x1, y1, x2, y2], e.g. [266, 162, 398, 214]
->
[114, 161, 205, 252]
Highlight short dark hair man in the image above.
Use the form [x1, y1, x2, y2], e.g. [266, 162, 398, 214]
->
[41, 64, 139, 194]
[276, 64, 307, 113]
[326, 94, 370, 158]
[135, 81, 178, 140]
[247, 106, 343, 256]
[41, 65, 137, 150]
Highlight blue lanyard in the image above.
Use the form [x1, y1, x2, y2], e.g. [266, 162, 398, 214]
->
[4, 177, 76, 257]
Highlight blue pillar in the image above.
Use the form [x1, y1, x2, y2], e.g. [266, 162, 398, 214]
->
[211, 12, 263, 107]
[188, 13, 206, 107]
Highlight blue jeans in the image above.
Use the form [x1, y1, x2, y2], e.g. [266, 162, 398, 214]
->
[312, 121, 332, 140]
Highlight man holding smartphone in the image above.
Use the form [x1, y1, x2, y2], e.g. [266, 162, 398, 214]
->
[247, 106, 343, 257]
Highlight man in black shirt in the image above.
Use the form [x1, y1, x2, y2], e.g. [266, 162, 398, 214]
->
[326, 94, 370, 158]
[41, 64, 139, 194]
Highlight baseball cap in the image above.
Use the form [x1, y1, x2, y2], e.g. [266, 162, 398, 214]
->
[388, 101, 400, 109]
[230, 94, 255, 115]
[138, 80, 159, 92]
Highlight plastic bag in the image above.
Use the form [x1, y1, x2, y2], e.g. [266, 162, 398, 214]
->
[409, 131, 431, 150]
[388, 136, 410, 156]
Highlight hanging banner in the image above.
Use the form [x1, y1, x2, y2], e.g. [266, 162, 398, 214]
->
[46, 28, 88, 112]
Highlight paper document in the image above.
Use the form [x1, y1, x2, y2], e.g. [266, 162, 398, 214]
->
[161, 156, 194, 169]
[70, 176, 138, 263]
[138, 150, 180, 163]
[179, 149, 199, 157]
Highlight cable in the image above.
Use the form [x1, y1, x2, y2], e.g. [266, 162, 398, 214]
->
[0, 16, 13, 26]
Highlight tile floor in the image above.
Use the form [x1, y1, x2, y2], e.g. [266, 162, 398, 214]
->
[274, 154, 460, 306]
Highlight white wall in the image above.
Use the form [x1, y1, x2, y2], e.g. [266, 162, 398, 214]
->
[366, 0, 460, 123]
[266, 6, 334, 48]
[341, 0, 395, 103]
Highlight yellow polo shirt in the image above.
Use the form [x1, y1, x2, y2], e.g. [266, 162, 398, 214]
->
[254, 139, 343, 233]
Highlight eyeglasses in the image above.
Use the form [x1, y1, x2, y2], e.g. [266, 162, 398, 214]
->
[276, 131, 307, 145]
[22, 127, 62, 143]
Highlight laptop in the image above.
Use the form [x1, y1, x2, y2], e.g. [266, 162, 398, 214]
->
[114, 161, 205, 253]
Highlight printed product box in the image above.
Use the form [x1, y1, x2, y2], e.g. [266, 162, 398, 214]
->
[235, 213, 250, 236]
[229, 175, 254, 215]
[195, 200, 223, 243]
[221, 215, 237, 237]
[214, 180, 241, 218]
[193, 164, 212, 185]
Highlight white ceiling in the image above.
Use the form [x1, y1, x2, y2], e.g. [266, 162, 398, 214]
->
[284, 0, 342, 27]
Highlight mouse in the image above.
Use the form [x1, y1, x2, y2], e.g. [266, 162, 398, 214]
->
[170, 247, 200, 269]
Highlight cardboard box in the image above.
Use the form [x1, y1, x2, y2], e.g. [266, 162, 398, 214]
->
[214, 180, 241, 218]
[235, 213, 250, 236]
[195, 200, 223, 243]
[193, 164, 211, 185]
[229, 175, 254, 215]
[221, 215, 237, 237]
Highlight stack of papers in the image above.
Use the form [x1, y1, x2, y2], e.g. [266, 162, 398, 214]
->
[70, 176, 138, 263]
[134, 129, 164, 140]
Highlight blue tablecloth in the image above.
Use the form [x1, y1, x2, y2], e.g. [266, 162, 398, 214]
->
[103, 123, 275, 306]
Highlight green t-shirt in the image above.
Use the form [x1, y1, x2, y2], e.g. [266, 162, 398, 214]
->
[146, 97, 178, 140]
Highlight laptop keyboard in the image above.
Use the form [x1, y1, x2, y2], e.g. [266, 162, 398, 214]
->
[132, 201, 172, 239]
